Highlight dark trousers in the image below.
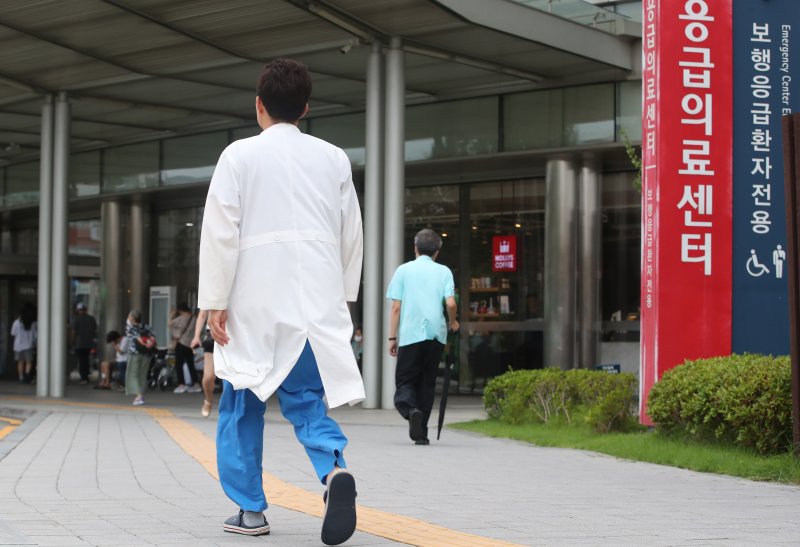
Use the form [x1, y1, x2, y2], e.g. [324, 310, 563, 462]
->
[174, 343, 199, 385]
[394, 339, 445, 439]
[76, 348, 91, 381]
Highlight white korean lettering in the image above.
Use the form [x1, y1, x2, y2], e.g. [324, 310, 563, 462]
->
[679, 140, 714, 176]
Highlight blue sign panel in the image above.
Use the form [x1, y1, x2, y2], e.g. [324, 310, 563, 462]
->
[732, 1, 799, 354]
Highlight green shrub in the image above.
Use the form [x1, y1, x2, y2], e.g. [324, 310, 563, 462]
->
[483, 368, 639, 433]
[647, 354, 793, 455]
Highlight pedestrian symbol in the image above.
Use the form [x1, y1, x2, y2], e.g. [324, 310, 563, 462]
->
[773, 245, 786, 279]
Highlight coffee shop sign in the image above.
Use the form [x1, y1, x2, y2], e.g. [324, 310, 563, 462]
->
[492, 235, 517, 272]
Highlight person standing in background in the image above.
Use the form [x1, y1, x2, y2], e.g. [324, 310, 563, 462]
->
[11, 304, 37, 384]
[191, 309, 217, 417]
[386, 229, 459, 446]
[170, 304, 201, 393]
[71, 302, 97, 384]
[351, 327, 363, 372]
[122, 310, 155, 406]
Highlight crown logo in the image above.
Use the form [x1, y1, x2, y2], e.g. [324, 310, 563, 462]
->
[499, 241, 510, 253]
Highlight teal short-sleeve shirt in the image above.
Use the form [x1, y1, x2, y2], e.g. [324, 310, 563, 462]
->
[386, 255, 455, 346]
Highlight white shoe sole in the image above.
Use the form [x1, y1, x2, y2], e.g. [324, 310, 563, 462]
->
[223, 523, 270, 536]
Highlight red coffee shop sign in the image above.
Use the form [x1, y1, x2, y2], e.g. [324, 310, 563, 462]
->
[492, 235, 517, 272]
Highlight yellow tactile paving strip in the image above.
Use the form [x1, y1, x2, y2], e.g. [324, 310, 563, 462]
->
[0, 416, 23, 440]
[5, 397, 521, 547]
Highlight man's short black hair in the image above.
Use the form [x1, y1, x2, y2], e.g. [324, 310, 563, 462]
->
[414, 229, 442, 257]
[257, 58, 312, 122]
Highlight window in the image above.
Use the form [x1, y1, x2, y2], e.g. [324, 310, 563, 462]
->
[4, 162, 39, 205]
[161, 132, 228, 186]
[150, 207, 202, 306]
[406, 97, 499, 161]
[601, 172, 641, 340]
[311, 113, 366, 166]
[563, 84, 615, 145]
[69, 219, 101, 257]
[616, 80, 642, 142]
[504, 89, 565, 150]
[103, 142, 159, 193]
[69, 151, 101, 198]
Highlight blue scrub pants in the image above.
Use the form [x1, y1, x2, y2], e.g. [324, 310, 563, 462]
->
[216, 341, 348, 512]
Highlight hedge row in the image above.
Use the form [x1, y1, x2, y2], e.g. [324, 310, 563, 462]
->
[483, 368, 639, 433]
[647, 354, 793, 455]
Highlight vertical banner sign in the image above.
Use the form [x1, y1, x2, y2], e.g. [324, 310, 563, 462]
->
[492, 235, 517, 272]
[641, 0, 733, 422]
[731, 2, 798, 355]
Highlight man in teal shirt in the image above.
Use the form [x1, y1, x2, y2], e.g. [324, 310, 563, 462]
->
[386, 229, 459, 445]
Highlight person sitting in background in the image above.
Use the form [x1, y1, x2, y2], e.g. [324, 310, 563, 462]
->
[169, 304, 201, 394]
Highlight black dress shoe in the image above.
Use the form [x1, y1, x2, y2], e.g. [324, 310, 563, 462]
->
[415, 438, 430, 445]
[408, 408, 424, 441]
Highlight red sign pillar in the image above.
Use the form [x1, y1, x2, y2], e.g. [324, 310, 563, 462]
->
[640, 0, 734, 423]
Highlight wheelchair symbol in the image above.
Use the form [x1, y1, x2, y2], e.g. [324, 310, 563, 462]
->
[746, 249, 770, 277]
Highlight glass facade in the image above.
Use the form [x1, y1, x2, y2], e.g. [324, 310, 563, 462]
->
[103, 141, 159, 193]
[0, 81, 642, 208]
[69, 151, 101, 199]
[504, 89, 564, 150]
[311, 113, 366, 166]
[161, 132, 228, 186]
[406, 97, 499, 161]
[68, 220, 101, 257]
[0, 81, 643, 386]
[4, 162, 39, 206]
[617, 80, 643, 141]
[150, 207, 203, 306]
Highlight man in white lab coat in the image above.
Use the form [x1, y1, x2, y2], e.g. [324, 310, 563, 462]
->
[198, 59, 363, 546]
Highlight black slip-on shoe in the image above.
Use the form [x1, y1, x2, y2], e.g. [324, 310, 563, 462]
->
[223, 510, 270, 536]
[415, 438, 430, 445]
[321, 470, 357, 545]
[408, 408, 424, 441]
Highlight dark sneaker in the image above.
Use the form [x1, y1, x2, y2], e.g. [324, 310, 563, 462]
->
[321, 470, 357, 545]
[415, 438, 430, 445]
[408, 408, 424, 441]
[223, 510, 270, 536]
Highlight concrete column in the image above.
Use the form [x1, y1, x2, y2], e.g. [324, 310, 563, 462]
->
[101, 200, 122, 362]
[362, 42, 385, 408]
[578, 158, 601, 369]
[130, 198, 148, 316]
[36, 96, 54, 398]
[50, 92, 70, 397]
[381, 36, 405, 409]
[544, 157, 577, 370]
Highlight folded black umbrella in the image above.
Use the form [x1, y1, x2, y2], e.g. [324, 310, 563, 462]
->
[437, 332, 456, 441]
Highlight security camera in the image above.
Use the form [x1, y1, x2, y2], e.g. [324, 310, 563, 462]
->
[338, 38, 359, 55]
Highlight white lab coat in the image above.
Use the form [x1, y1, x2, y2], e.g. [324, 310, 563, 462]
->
[198, 123, 365, 408]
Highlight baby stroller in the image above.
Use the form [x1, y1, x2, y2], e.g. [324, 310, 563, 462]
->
[148, 349, 177, 391]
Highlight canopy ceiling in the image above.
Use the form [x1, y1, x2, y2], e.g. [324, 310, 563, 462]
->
[0, 0, 639, 165]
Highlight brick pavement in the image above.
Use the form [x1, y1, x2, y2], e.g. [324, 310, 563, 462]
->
[1, 382, 799, 546]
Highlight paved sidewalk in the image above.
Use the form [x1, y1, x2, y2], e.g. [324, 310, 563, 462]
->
[1, 381, 799, 546]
